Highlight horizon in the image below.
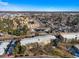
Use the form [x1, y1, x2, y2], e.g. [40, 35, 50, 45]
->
[0, 0, 79, 11]
[0, 11, 79, 13]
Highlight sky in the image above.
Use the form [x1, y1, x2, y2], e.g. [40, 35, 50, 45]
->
[0, 0, 79, 11]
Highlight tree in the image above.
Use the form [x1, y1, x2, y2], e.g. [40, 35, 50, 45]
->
[13, 40, 26, 57]
[13, 40, 21, 56]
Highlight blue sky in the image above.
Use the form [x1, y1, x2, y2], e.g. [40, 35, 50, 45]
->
[0, 0, 79, 11]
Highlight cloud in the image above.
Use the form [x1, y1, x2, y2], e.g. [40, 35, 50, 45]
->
[0, 0, 8, 6]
